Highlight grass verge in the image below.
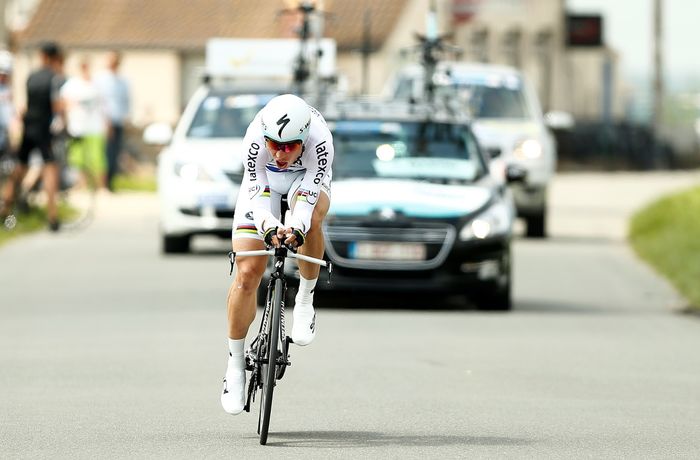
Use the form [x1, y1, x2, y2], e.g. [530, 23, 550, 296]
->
[629, 185, 700, 311]
[1, 170, 155, 247]
[0, 202, 76, 247]
[113, 173, 156, 192]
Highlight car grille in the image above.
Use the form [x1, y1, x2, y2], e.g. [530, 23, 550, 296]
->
[324, 223, 456, 270]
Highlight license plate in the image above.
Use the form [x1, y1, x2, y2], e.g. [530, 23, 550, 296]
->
[348, 242, 427, 261]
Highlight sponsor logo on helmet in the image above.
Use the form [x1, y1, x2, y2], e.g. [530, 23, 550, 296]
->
[299, 118, 310, 135]
[276, 113, 291, 138]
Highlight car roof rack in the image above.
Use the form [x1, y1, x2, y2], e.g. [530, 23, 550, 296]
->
[324, 96, 471, 124]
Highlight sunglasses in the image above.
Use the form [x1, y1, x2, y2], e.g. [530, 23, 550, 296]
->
[265, 137, 302, 153]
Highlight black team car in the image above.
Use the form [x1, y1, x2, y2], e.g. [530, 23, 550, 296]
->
[305, 102, 526, 310]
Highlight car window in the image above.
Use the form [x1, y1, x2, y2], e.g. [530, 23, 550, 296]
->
[456, 84, 529, 119]
[331, 120, 486, 183]
[394, 72, 532, 120]
[186, 94, 270, 139]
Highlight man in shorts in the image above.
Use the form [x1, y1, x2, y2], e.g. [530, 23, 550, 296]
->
[1, 42, 63, 231]
[60, 57, 107, 191]
[221, 94, 334, 415]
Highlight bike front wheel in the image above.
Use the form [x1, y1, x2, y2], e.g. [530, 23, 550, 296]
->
[259, 277, 282, 445]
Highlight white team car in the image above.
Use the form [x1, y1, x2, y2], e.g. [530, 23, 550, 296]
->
[388, 62, 557, 237]
[144, 84, 282, 253]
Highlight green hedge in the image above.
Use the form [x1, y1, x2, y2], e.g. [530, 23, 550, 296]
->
[629, 186, 700, 310]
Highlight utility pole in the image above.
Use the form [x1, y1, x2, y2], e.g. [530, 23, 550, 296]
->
[652, 0, 663, 138]
[361, 8, 371, 95]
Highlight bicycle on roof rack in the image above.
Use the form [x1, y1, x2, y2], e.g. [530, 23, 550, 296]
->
[400, 0, 462, 106]
[228, 205, 332, 446]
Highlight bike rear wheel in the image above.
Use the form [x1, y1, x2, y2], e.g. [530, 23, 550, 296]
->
[259, 277, 282, 445]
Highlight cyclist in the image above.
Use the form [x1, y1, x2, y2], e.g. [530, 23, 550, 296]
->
[221, 94, 334, 415]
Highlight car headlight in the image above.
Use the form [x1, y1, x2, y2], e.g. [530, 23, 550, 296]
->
[459, 200, 512, 240]
[174, 162, 214, 182]
[513, 138, 542, 160]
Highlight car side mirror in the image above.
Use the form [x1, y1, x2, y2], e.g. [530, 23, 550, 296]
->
[143, 122, 174, 145]
[505, 164, 527, 183]
[486, 147, 502, 159]
[544, 111, 575, 131]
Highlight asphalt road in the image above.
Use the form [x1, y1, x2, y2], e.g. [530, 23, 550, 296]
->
[2, 171, 700, 459]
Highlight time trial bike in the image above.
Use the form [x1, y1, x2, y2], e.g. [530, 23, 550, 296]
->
[228, 224, 331, 445]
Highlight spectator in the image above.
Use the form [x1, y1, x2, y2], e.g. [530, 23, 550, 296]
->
[48, 47, 69, 185]
[1, 42, 63, 231]
[0, 50, 16, 157]
[96, 51, 130, 191]
[60, 56, 107, 191]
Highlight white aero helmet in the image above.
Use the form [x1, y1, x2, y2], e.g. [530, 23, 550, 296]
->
[0, 50, 13, 75]
[260, 94, 311, 143]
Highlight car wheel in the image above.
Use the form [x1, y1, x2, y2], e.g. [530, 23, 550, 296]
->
[162, 234, 191, 254]
[525, 210, 547, 238]
[474, 280, 512, 311]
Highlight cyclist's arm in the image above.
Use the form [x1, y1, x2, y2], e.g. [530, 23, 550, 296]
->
[288, 132, 334, 235]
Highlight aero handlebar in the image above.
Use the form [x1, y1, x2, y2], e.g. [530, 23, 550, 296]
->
[231, 249, 329, 267]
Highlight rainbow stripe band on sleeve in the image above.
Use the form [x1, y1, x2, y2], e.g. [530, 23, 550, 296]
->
[296, 190, 311, 202]
[235, 224, 258, 235]
[261, 186, 271, 198]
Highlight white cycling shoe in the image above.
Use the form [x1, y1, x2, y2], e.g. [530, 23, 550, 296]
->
[221, 367, 246, 415]
[291, 304, 316, 346]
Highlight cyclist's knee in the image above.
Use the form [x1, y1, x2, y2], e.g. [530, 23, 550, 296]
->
[233, 260, 266, 293]
[308, 198, 329, 234]
[308, 215, 324, 236]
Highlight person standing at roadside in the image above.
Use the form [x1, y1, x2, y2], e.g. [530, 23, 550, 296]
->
[0, 50, 16, 157]
[1, 42, 63, 231]
[96, 51, 130, 191]
[60, 57, 108, 191]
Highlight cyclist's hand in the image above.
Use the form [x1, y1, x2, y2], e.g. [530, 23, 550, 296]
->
[263, 226, 282, 248]
[275, 226, 289, 248]
[283, 228, 306, 249]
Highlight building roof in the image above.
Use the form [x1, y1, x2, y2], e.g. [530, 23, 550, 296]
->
[18, 0, 408, 52]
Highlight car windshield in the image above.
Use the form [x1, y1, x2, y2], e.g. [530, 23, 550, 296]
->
[186, 94, 273, 139]
[395, 72, 531, 120]
[453, 84, 529, 119]
[330, 120, 486, 184]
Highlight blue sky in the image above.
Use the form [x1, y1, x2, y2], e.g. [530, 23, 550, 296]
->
[568, 0, 700, 88]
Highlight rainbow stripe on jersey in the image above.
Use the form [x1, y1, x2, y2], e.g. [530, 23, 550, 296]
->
[235, 224, 258, 235]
